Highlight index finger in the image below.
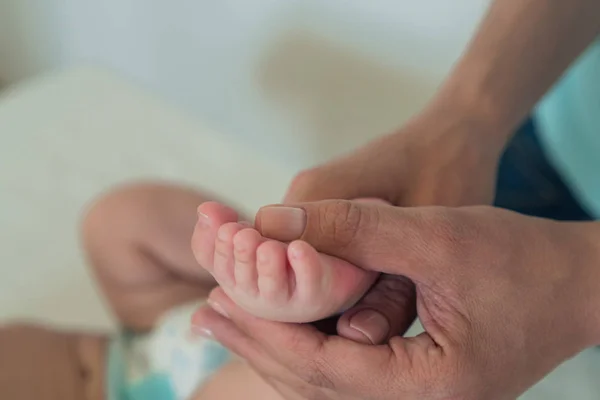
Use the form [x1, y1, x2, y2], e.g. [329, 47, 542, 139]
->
[206, 288, 406, 395]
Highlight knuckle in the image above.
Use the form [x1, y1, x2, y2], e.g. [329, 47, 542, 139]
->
[388, 340, 455, 397]
[281, 327, 311, 353]
[320, 200, 364, 249]
[292, 168, 319, 187]
[300, 358, 336, 390]
[286, 168, 321, 201]
[368, 276, 416, 309]
[281, 332, 337, 390]
[420, 208, 470, 264]
[279, 331, 333, 389]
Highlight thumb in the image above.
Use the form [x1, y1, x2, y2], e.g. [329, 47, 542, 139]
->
[337, 275, 416, 345]
[255, 200, 438, 280]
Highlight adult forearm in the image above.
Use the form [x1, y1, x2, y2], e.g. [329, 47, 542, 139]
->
[435, 0, 600, 143]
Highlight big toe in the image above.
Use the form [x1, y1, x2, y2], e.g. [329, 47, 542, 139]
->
[192, 201, 240, 270]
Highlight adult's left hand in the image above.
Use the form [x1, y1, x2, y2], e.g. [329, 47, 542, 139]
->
[192, 201, 600, 400]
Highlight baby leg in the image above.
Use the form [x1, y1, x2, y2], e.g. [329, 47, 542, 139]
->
[82, 182, 247, 331]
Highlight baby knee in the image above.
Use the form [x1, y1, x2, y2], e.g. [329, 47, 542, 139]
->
[80, 182, 154, 251]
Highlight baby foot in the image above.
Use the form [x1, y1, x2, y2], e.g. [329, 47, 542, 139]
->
[192, 201, 379, 323]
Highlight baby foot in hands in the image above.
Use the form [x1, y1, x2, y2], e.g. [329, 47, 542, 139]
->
[192, 201, 380, 323]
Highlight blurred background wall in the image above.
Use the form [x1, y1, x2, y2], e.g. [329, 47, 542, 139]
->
[0, 0, 490, 166]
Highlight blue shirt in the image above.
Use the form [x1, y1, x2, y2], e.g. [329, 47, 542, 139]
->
[535, 39, 600, 218]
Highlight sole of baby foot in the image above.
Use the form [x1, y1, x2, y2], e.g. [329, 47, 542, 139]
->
[213, 224, 378, 323]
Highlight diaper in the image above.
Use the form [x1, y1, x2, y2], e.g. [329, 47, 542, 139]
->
[107, 302, 231, 400]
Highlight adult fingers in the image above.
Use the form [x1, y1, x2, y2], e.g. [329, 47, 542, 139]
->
[202, 288, 407, 397]
[337, 275, 416, 344]
[190, 305, 295, 383]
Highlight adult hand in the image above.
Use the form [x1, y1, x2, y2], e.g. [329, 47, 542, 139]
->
[193, 201, 600, 399]
[285, 103, 508, 207]
[283, 103, 512, 344]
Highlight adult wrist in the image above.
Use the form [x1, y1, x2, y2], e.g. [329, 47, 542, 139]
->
[427, 72, 522, 153]
[413, 91, 512, 166]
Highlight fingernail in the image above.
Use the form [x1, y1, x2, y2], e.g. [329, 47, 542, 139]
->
[197, 208, 210, 227]
[208, 299, 229, 318]
[258, 206, 306, 241]
[191, 325, 214, 339]
[349, 310, 390, 345]
[288, 242, 306, 260]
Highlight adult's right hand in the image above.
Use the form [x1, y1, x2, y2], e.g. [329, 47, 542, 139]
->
[282, 102, 514, 344]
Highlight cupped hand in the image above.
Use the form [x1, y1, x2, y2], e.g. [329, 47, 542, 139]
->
[193, 201, 600, 400]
